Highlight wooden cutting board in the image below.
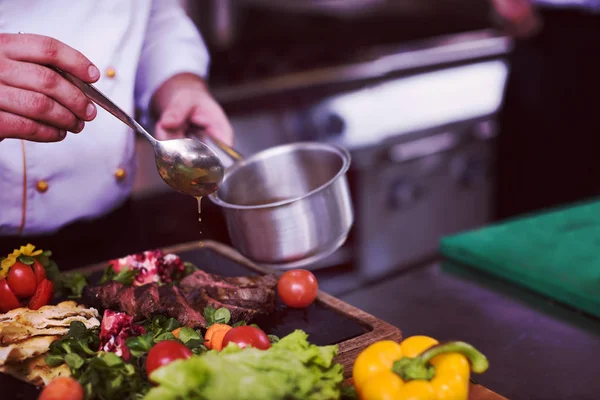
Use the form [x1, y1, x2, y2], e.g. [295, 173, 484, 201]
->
[1, 240, 506, 400]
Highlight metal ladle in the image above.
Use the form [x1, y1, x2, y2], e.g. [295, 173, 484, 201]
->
[52, 67, 225, 198]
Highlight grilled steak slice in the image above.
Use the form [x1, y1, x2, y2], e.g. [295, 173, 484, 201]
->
[183, 288, 260, 323]
[158, 285, 206, 328]
[179, 270, 277, 317]
[83, 280, 122, 311]
[84, 281, 206, 328]
[204, 286, 276, 310]
[83, 269, 277, 328]
[180, 270, 278, 290]
[134, 284, 160, 320]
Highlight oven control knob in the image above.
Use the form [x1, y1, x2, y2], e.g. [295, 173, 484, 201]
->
[388, 180, 419, 209]
[323, 113, 345, 137]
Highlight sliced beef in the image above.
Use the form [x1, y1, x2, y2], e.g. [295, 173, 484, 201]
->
[204, 286, 275, 309]
[158, 285, 206, 328]
[83, 280, 122, 311]
[83, 270, 277, 328]
[183, 288, 261, 323]
[180, 270, 278, 291]
[134, 284, 160, 320]
[179, 270, 277, 323]
[84, 281, 206, 328]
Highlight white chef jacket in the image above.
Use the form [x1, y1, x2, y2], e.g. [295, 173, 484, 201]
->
[0, 0, 210, 236]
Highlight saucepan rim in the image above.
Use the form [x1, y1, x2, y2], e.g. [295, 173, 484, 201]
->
[208, 141, 351, 210]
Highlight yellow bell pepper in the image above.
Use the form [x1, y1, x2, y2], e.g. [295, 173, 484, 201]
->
[353, 336, 489, 400]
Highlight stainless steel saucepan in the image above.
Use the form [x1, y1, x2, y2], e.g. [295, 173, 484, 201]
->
[205, 137, 353, 269]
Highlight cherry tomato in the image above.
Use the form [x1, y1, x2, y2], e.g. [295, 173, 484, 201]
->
[7, 262, 37, 298]
[0, 278, 21, 313]
[29, 279, 54, 310]
[38, 376, 84, 400]
[277, 269, 318, 308]
[146, 340, 193, 380]
[222, 326, 271, 350]
[33, 259, 47, 286]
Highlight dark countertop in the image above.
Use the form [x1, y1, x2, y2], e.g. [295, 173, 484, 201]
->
[3, 192, 599, 400]
[340, 262, 600, 400]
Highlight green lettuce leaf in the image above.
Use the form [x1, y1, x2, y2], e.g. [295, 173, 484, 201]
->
[144, 330, 343, 400]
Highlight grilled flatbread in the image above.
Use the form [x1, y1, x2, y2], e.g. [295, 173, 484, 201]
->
[0, 301, 98, 325]
[0, 301, 100, 345]
[0, 354, 71, 387]
[0, 335, 60, 366]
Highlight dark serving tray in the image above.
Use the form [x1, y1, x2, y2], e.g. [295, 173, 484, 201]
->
[5, 240, 402, 399]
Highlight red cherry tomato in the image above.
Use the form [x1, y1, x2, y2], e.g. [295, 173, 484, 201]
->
[7, 262, 37, 298]
[277, 269, 318, 308]
[222, 326, 271, 350]
[29, 279, 54, 310]
[146, 340, 192, 380]
[33, 259, 47, 286]
[38, 376, 84, 400]
[0, 278, 21, 313]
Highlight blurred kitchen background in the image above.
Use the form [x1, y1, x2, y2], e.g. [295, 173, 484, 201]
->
[134, 0, 512, 293]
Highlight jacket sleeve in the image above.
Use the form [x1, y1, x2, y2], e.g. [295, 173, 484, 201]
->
[134, 0, 210, 119]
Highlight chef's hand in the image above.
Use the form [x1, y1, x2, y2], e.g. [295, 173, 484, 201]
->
[151, 73, 233, 146]
[0, 33, 98, 142]
[489, 0, 542, 38]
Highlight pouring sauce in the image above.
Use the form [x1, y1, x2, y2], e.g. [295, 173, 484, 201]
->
[195, 196, 203, 233]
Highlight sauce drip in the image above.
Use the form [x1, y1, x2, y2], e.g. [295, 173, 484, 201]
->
[195, 196, 203, 234]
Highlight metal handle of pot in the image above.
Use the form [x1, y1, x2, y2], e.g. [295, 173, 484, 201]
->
[187, 127, 245, 162]
[203, 135, 245, 162]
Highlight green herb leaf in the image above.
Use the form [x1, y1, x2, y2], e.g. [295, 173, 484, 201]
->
[163, 318, 180, 333]
[125, 333, 154, 358]
[17, 255, 34, 265]
[65, 353, 85, 370]
[100, 265, 116, 284]
[177, 327, 200, 344]
[42, 250, 52, 257]
[61, 272, 88, 298]
[268, 334, 280, 344]
[183, 262, 198, 276]
[154, 332, 176, 342]
[203, 306, 232, 327]
[214, 308, 231, 325]
[113, 266, 139, 286]
[203, 306, 216, 326]
[102, 352, 124, 368]
[184, 338, 207, 355]
[231, 321, 247, 327]
[44, 354, 65, 368]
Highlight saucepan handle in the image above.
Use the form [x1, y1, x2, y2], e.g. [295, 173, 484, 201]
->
[188, 127, 244, 163]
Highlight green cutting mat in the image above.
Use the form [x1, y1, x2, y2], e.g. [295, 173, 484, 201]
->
[440, 199, 600, 317]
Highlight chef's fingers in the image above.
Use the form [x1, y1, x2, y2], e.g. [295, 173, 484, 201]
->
[1, 33, 100, 83]
[0, 60, 96, 123]
[190, 107, 234, 147]
[154, 103, 193, 140]
[0, 110, 66, 142]
[0, 84, 84, 133]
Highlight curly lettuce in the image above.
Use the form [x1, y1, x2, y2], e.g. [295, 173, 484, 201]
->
[144, 330, 344, 400]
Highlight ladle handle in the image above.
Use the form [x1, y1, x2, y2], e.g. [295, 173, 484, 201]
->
[49, 66, 156, 143]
